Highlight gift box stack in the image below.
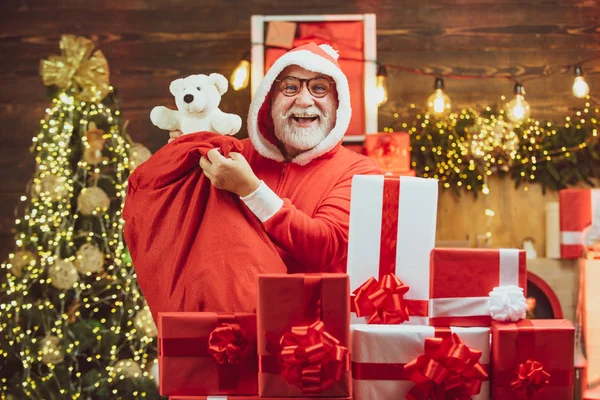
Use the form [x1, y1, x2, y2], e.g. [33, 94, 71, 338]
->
[157, 174, 575, 400]
[158, 273, 353, 400]
[559, 188, 600, 259]
[347, 174, 575, 400]
[364, 132, 416, 177]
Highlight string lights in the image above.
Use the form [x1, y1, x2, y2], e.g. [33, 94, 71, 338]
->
[505, 83, 531, 124]
[375, 64, 389, 107]
[426, 77, 452, 116]
[229, 51, 251, 91]
[573, 65, 590, 99]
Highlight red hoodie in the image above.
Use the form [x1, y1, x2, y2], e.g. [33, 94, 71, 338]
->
[242, 42, 380, 273]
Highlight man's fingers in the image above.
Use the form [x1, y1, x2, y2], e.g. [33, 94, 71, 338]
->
[169, 130, 183, 139]
[199, 156, 212, 172]
[206, 148, 227, 164]
[228, 152, 243, 161]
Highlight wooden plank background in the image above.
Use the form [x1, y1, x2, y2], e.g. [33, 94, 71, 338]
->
[0, 0, 599, 261]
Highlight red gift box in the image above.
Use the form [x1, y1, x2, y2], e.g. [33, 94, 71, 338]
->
[169, 397, 351, 400]
[364, 132, 411, 173]
[158, 312, 258, 396]
[257, 273, 351, 397]
[492, 319, 574, 400]
[429, 248, 527, 327]
[559, 188, 600, 258]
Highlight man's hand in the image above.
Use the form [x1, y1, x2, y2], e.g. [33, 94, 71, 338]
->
[200, 148, 261, 197]
[168, 130, 183, 143]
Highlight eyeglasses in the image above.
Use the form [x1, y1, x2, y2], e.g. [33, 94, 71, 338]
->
[274, 76, 335, 98]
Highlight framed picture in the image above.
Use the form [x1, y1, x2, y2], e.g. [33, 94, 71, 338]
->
[250, 14, 378, 142]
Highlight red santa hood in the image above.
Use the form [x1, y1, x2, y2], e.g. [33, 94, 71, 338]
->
[247, 42, 352, 166]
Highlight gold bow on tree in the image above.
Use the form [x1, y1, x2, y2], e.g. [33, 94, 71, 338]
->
[40, 35, 110, 102]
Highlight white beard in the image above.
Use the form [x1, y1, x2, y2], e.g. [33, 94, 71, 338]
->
[272, 105, 334, 151]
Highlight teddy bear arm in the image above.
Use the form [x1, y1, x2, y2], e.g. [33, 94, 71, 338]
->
[211, 111, 242, 136]
[150, 106, 182, 131]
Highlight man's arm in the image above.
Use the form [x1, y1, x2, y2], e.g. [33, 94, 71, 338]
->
[241, 161, 381, 270]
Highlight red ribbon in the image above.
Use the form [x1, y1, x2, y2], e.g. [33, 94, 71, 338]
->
[404, 332, 488, 400]
[352, 273, 410, 324]
[278, 320, 348, 394]
[208, 323, 249, 365]
[510, 360, 551, 399]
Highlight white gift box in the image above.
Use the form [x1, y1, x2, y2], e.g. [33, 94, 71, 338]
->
[347, 175, 438, 325]
[351, 324, 490, 400]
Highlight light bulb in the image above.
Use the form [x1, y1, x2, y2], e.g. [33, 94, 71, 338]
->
[375, 65, 388, 107]
[426, 78, 451, 116]
[572, 65, 589, 98]
[230, 53, 250, 91]
[505, 83, 531, 124]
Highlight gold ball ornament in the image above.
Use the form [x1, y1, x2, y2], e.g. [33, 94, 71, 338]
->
[114, 358, 143, 379]
[9, 250, 37, 278]
[48, 259, 79, 290]
[40, 335, 64, 364]
[32, 173, 69, 201]
[77, 187, 110, 216]
[129, 143, 152, 172]
[134, 308, 157, 338]
[74, 243, 104, 274]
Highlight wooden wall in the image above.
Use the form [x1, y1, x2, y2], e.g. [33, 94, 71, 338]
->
[1, 0, 599, 260]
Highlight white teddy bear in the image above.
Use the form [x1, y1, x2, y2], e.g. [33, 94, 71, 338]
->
[150, 73, 242, 136]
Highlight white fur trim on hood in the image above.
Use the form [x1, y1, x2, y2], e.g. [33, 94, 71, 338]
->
[247, 46, 352, 166]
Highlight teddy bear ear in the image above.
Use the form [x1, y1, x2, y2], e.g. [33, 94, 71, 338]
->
[169, 78, 184, 96]
[208, 73, 229, 96]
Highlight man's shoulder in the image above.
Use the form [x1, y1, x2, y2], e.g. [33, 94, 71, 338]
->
[333, 146, 382, 175]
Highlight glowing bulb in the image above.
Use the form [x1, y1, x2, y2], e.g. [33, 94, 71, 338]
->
[230, 53, 250, 91]
[572, 65, 589, 98]
[505, 83, 531, 124]
[426, 78, 451, 116]
[375, 65, 388, 107]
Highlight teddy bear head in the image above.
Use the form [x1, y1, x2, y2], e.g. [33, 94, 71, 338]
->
[169, 73, 229, 116]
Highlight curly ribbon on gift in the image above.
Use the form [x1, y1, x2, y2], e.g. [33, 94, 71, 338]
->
[403, 332, 488, 400]
[278, 320, 348, 394]
[208, 322, 249, 365]
[352, 273, 410, 324]
[40, 34, 110, 102]
[510, 360, 551, 399]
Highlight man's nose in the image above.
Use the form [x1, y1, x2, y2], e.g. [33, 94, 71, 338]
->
[294, 86, 315, 107]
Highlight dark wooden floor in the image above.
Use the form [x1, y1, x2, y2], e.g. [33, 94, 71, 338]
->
[1, 0, 599, 260]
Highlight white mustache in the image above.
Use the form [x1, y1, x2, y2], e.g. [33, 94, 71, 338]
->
[279, 106, 328, 120]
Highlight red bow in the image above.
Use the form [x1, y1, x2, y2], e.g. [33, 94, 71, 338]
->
[208, 323, 249, 365]
[376, 135, 398, 157]
[279, 320, 348, 394]
[404, 333, 488, 400]
[510, 359, 550, 399]
[352, 273, 410, 324]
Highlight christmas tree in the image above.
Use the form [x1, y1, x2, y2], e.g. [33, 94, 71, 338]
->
[0, 35, 160, 399]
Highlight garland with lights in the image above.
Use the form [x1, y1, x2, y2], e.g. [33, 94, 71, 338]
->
[387, 99, 600, 196]
[0, 35, 160, 399]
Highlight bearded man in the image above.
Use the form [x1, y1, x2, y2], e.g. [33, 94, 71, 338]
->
[170, 42, 381, 273]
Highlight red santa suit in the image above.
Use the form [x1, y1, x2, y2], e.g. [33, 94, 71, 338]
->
[123, 43, 380, 319]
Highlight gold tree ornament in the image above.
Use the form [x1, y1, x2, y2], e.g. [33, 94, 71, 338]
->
[77, 187, 111, 216]
[48, 259, 79, 290]
[114, 359, 143, 379]
[32, 173, 69, 201]
[134, 308, 157, 338]
[40, 335, 64, 364]
[40, 35, 110, 102]
[129, 143, 152, 172]
[74, 243, 104, 274]
[9, 250, 37, 278]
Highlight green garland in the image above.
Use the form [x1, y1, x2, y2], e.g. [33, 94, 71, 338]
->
[389, 102, 600, 196]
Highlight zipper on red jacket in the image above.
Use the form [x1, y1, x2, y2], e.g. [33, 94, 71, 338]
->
[275, 162, 289, 194]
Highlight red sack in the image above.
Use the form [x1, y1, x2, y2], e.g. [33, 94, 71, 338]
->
[123, 132, 287, 320]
